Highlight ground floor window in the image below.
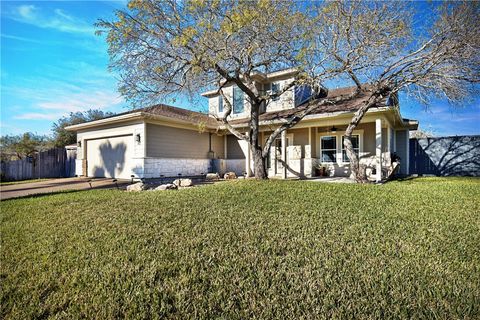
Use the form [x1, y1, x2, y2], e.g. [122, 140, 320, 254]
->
[342, 135, 359, 162]
[321, 136, 337, 162]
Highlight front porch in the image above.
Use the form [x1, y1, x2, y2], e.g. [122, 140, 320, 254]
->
[242, 116, 411, 181]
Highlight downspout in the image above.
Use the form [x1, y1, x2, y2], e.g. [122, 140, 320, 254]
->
[209, 133, 212, 152]
[208, 132, 215, 174]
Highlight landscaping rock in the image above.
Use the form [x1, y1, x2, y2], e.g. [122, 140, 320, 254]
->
[205, 173, 220, 181]
[155, 183, 177, 190]
[173, 178, 193, 187]
[224, 172, 237, 180]
[126, 182, 146, 192]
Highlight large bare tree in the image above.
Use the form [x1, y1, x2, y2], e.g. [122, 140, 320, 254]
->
[98, 0, 479, 181]
[98, 0, 320, 179]
[308, 1, 479, 181]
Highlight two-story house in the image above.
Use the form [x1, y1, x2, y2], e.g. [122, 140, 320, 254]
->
[66, 68, 417, 181]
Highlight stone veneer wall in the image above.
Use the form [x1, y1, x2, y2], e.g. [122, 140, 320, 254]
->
[127, 158, 247, 179]
[310, 152, 391, 179]
[143, 158, 211, 178]
[212, 159, 246, 176]
[286, 158, 314, 178]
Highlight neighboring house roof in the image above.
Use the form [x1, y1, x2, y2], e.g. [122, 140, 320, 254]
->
[66, 86, 417, 131]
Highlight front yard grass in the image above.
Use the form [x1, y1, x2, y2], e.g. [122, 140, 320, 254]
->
[1, 177, 479, 319]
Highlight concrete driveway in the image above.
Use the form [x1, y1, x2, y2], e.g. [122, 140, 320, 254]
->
[0, 177, 131, 200]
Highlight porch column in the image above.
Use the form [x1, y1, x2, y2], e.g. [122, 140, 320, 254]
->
[376, 118, 382, 182]
[245, 135, 251, 177]
[281, 130, 287, 179]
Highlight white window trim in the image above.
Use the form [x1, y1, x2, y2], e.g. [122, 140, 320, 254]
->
[218, 95, 224, 113]
[317, 130, 364, 165]
[319, 135, 337, 163]
[271, 82, 280, 101]
[233, 86, 245, 114]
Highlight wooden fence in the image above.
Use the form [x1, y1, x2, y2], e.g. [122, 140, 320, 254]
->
[409, 135, 480, 176]
[1, 147, 77, 181]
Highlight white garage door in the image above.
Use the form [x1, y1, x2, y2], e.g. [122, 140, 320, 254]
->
[86, 135, 134, 179]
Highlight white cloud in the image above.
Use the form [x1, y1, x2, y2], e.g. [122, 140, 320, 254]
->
[13, 90, 124, 121]
[17, 5, 37, 19]
[14, 113, 59, 121]
[7, 60, 126, 121]
[37, 91, 123, 112]
[53, 9, 74, 21]
[8, 5, 96, 35]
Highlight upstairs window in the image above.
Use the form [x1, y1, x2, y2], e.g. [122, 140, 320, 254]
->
[294, 85, 313, 107]
[271, 82, 280, 101]
[233, 86, 244, 114]
[342, 135, 360, 162]
[218, 95, 224, 113]
[321, 136, 337, 162]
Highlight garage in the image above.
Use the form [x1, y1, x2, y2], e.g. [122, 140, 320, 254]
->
[86, 135, 134, 179]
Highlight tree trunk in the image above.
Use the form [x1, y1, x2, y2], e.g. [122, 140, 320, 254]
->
[250, 101, 269, 179]
[344, 92, 382, 183]
[343, 133, 366, 182]
[252, 146, 268, 179]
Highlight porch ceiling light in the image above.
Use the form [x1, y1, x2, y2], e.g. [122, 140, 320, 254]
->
[330, 126, 337, 133]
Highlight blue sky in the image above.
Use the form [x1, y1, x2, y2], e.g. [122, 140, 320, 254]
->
[1, 1, 479, 137]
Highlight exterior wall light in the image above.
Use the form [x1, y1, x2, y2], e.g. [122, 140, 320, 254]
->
[135, 134, 141, 143]
[77, 141, 82, 147]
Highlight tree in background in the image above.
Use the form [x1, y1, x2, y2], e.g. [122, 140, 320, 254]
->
[98, 0, 479, 181]
[0, 133, 51, 161]
[52, 109, 115, 147]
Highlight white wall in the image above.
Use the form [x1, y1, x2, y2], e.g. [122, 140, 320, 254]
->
[264, 78, 295, 112]
[207, 77, 296, 119]
[75, 121, 145, 177]
[208, 85, 250, 120]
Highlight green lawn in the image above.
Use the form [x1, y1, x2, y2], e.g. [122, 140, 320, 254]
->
[1, 178, 479, 319]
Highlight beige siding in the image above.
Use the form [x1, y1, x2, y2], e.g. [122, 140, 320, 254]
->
[289, 128, 309, 158]
[227, 135, 245, 159]
[211, 134, 225, 159]
[395, 130, 408, 175]
[310, 127, 317, 157]
[313, 122, 377, 157]
[146, 124, 212, 158]
[382, 127, 388, 152]
[361, 122, 376, 155]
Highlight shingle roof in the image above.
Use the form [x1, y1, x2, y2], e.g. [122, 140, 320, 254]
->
[139, 104, 217, 126]
[70, 86, 390, 131]
[227, 86, 388, 126]
[99, 103, 217, 127]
